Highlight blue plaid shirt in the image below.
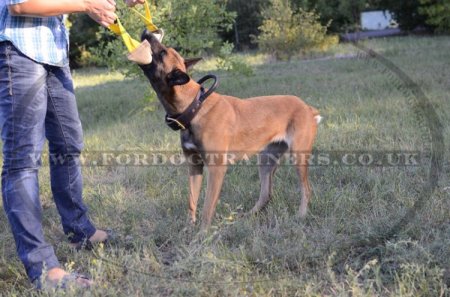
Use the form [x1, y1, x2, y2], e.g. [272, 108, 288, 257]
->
[0, 0, 69, 67]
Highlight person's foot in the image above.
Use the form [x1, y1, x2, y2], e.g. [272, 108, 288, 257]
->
[69, 229, 110, 250]
[45, 267, 93, 288]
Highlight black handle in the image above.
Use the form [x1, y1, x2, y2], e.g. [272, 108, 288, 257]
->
[197, 74, 219, 101]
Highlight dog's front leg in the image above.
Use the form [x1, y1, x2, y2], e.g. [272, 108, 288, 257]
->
[201, 164, 227, 231]
[186, 152, 204, 225]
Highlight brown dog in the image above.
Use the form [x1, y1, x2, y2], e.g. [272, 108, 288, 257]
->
[138, 31, 321, 230]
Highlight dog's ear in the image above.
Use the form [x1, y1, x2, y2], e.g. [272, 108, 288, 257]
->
[167, 69, 190, 86]
[184, 57, 202, 70]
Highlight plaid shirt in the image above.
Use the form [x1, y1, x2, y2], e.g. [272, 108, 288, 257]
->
[0, 0, 69, 67]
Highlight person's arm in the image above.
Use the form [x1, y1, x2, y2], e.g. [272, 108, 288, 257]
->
[124, 0, 145, 7]
[8, 0, 117, 27]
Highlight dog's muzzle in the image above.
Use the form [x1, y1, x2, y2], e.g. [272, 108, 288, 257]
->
[127, 29, 164, 65]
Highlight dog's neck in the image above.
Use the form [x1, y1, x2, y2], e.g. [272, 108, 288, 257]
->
[159, 80, 201, 115]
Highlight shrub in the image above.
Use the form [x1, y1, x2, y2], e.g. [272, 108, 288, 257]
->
[216, 42, 254, 76]
[257, 0, 338, 60]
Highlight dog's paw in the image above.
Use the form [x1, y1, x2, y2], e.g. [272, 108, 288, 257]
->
[188, 228, 208, 245]
[186, 216, 197, 226]
[182, 217, 197, 234]
[237, 209, 260, 220]
[298, 206, 308, 218]
[236, 208, 253, 219]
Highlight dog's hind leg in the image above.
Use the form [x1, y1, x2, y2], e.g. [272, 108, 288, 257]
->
[296, 163, 311, 218]
[185, 152, 204, 224]
[249, 142, 288, 214]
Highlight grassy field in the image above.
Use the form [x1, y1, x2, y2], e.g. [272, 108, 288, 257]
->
[0, 36, 449, 296]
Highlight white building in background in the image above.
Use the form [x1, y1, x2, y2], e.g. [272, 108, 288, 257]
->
[361, 11, 397, 30]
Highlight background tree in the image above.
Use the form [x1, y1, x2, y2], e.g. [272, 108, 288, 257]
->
[257, 0, 338, 60]
[68, 14, 103, 68]
[222, 0, 268, 49]
[377, 0, 427, 31]
[419, 0, 450, 32]
[294, 0, 345, 32]
[377, 0, 450, 32]
[294, 0, 379, 32]
[155, 0, 235, 56]
[337, 0, 367, 30]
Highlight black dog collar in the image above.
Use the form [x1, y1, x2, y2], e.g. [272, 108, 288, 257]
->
[165, 74, 219, 131]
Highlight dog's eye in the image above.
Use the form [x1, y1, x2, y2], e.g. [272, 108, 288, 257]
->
[160, 50, 167, 58]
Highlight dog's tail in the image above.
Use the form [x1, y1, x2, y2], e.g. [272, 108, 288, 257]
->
[310, 106, 322, 124]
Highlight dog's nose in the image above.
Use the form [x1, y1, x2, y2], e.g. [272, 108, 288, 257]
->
[141, 29, 164, 43]
[141, 29, 159, 43]
[141, 29, 152, 42]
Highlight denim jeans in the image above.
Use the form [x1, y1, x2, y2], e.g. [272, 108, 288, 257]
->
[0, 41, 96, 282]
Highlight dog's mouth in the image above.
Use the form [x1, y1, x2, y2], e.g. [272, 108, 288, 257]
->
[127, 39, 152, 65]
[127, 29, 166, 65]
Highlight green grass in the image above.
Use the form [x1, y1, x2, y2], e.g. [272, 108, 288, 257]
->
[1, 36, 449, 296]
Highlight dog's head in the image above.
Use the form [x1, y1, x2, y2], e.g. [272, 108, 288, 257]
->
[139, 30, 201, 109]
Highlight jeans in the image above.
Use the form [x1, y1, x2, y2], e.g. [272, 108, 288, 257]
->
[0, 41, 96, 282]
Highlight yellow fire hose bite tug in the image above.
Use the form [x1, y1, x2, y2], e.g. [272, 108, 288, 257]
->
[108, 0, 163, 65]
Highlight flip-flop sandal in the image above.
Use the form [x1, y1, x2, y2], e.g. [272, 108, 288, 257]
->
[35, 272, 93, 290]
[71, 229, 116, 251]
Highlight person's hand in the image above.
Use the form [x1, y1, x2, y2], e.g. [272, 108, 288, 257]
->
[85, 0, 117, 27]
[124, 0, 145, 7]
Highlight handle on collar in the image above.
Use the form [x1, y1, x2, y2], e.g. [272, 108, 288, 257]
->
[197, 74, 219, 102]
